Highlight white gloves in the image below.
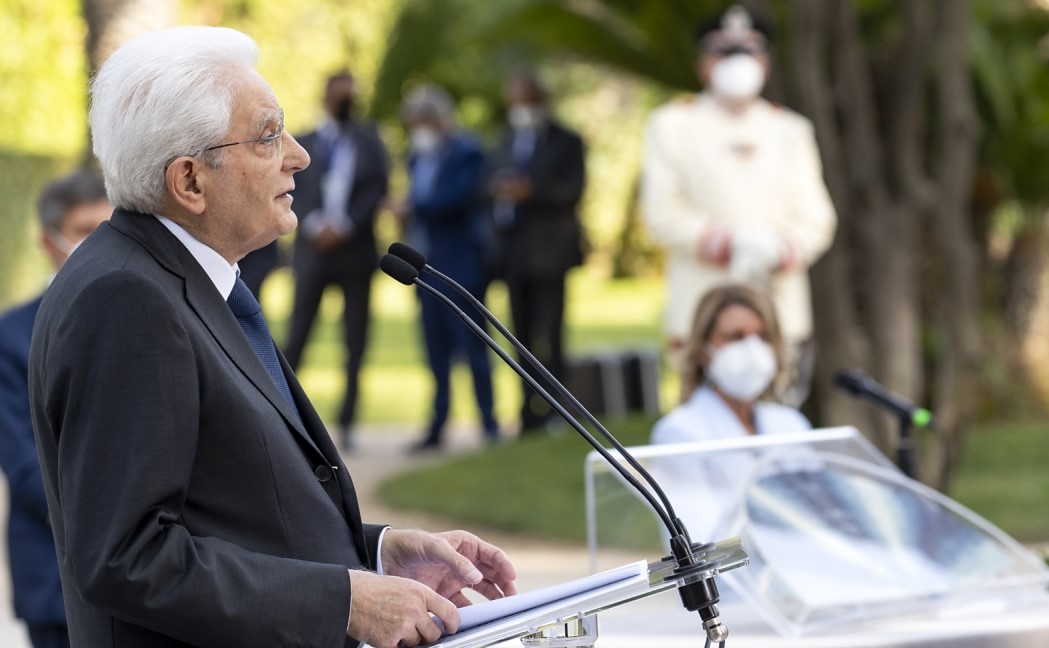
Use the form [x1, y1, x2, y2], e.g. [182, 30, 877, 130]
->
[730, 228, 784, 283]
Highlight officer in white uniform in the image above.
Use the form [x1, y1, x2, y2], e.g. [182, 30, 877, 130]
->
[641, 5, 836, 366]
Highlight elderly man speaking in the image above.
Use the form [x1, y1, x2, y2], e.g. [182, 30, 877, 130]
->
[28, 26, 517, 648]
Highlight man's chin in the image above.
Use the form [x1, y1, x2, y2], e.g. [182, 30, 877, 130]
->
[275, 211, 298, 236]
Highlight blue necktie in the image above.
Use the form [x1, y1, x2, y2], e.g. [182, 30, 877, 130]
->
[227, 278, 302, 424]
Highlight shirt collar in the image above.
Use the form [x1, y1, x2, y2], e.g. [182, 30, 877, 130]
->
[154, 215, 239, 300]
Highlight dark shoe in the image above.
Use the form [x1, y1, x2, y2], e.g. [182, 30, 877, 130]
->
[408, 438, 442, 455]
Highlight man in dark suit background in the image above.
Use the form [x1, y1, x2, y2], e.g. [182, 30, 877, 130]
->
[235, 238, 279, 299]
[0, 170, 110, 648]
[399, 85, 499, 452]
[29, 27, 515, 648]
[489, 70, 587, 433]
[283, 71, 390, 451]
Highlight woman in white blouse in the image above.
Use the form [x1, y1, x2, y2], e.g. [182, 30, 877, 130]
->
[650, 283, 811, 545]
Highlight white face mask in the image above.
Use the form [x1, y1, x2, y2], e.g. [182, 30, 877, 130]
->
[47, 231, 83, 258]
[409, 126, 442, 154]
[709, 53, 766, 102]
[508, 105, 543, 131]
[706, 335, 777, 402]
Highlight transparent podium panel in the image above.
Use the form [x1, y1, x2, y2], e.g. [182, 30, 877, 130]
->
[585, 427, 1049, 638]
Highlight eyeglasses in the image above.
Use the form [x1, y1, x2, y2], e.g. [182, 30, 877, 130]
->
[203, 127, 283, 156]
[164, 109, 285, 169]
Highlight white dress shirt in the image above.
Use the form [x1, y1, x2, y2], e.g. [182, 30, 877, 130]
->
[155, 215, 238, 298]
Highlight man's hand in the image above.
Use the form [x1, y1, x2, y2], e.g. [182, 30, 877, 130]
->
[311, 224, 348, 252]
[729, 228, 784, 283]
[382, 529, 519, 607]
[490, 174, 533, 204]
[347, 570, 457, 648]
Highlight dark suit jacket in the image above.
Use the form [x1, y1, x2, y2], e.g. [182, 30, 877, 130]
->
[292, 121, 389, 274]
[409, 134, 491, 291]
[29, 210, 384, 647]
[0, 296, 65, 626]
[490, 120, 586, 279]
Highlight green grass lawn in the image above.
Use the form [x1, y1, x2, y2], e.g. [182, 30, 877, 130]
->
[951, 420, 1049, 542]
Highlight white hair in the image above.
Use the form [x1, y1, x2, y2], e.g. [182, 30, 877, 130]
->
[90, 26, 259, 214]
[401, 84, 458, 131]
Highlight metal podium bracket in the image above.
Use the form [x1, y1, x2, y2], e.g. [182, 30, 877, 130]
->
[517, 539, 748, 648]
[520, 615, 598, 647]
[426, 539, 748, 648]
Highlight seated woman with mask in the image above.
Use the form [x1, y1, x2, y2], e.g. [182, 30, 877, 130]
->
[647, 283, 811, 545]
[652, 283, 810, 443]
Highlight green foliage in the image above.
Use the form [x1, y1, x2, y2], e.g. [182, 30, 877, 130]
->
[969, 0, 1049, 213]
[473, 0, 708, 91]
[180, 0, 404, 132]
[0, 0, 87, 155]
[0, 152, 69, 307]
[371, 0, 532, 128]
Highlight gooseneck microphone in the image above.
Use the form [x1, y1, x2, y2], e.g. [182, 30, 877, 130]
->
[834, 368, 935, 479]
[381, 245, 729, 644]
[834, 369, 934, 428]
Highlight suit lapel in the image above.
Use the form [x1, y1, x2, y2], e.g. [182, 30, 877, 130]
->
[183, 259, 326, 460]
[108, 211, 326, 460]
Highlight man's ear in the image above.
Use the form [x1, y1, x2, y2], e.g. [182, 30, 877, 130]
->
[165, 157, 207, 215]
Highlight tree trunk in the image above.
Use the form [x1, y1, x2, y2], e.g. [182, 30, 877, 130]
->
[788, 0, 878, 432]
[781, 1, 981, 487]
[924, 0, 981, 490]
[829, 0, 920, 453]
[1005, 216, 1049, 401]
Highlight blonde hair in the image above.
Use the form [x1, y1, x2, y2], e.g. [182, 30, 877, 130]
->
[680, 283, 785, 402]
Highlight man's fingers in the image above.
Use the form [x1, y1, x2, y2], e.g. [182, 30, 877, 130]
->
[447, 591, 472, 608]
[426, 587, 461, 635]
[416, 615, 444, 645]
[498, 577, 519, 597]
[431, 537, 484, 584]
[470, 579, 508, 601]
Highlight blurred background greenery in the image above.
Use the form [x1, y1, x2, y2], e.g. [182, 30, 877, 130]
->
[2, 0, 1048, 543]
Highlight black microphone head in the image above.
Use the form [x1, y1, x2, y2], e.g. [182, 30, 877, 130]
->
[388, 242, 427, 272]
[379, 254, 419, 286]
[834, 368, 871, 395]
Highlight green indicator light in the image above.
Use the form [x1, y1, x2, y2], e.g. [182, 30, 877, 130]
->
[912, 408, 932, 428]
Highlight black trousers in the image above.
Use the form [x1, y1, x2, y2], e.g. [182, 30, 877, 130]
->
[284, 246, 373, 431]
[28, 623, 70, 648]
[506, 271, 567, 431]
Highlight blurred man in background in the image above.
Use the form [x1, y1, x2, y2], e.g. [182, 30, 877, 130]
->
[641, 4, 835, 404]
[284, 71, 390, 451]
[488, 70, 586, 434]
[399, 84, 500, 452]
[0, 170, 111, 648]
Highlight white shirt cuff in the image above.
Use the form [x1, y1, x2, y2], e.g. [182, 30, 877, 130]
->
[375, 526, 390, 575]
